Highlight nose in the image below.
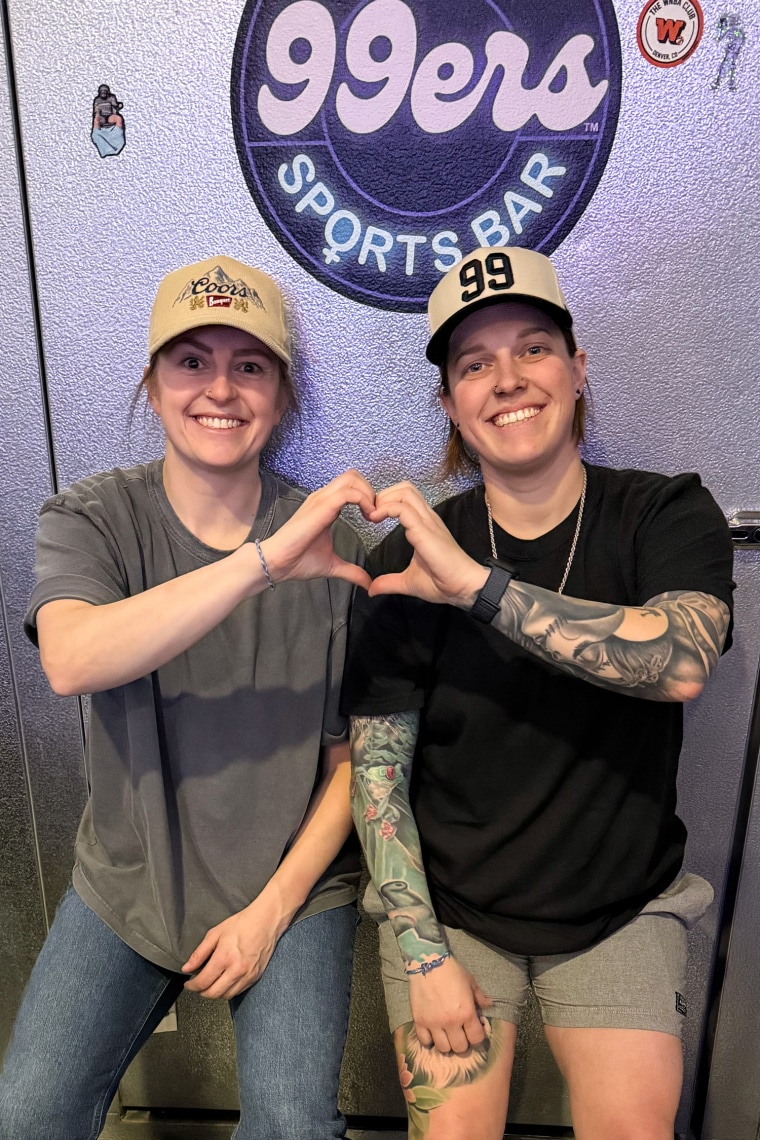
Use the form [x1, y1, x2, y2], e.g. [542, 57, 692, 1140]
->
[205, 368, 236, 403]
[492, 355, 525, 395]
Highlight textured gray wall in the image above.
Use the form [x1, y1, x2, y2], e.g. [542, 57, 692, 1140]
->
[1, 0, 760, 1134]
[0, 16, 86, 1058]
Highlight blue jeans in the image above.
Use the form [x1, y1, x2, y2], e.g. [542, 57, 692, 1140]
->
[0, 886, 356, 1140]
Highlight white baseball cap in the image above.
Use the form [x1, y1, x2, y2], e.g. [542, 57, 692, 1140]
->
[427, 246, 573, 365]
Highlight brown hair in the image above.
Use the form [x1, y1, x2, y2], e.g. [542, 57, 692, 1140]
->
[437, 322, 587, 478]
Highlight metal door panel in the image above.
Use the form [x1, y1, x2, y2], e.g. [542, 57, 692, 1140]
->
[0, 9, 86, 1055]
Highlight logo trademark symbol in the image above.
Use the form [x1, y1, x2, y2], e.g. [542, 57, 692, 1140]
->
[233, 0, 622, 310]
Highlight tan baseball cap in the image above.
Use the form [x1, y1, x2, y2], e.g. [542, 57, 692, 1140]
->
[426, 246, 573, 365]
[148, 256, 291, 364]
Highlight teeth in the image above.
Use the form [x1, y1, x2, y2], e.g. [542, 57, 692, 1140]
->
[195, 416, 243, 429]
[493, 407, 541, 427]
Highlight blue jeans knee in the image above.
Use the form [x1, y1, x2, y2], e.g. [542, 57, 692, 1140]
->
[231, 903, 357, 1140]
[0, 886, 183, 1140]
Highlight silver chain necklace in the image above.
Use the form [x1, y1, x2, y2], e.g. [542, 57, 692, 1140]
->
[485, 464, 587, 596]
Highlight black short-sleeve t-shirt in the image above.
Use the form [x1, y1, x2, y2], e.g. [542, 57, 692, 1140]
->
[342, 465, 734, 955]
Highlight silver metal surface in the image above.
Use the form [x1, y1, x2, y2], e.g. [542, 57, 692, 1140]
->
[0, 9, 80, 1058]
[702, 552, 760, 1139]
[1, 0, 759, 1132]
[727, 511, 760, 548]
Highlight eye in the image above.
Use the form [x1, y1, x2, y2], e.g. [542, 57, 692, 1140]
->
[464, 360, 484, 375]
[182, 355, 203, 370]
[525, 344, 548, 357]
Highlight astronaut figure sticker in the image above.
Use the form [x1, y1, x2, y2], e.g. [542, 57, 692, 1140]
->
[231, 0, 622, 311]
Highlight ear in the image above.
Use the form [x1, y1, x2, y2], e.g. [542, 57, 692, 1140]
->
[571, 348, 588, 398]
[274, 381, 290, 424]
[439, 388, 456, 424]
[144, 364, 160, 413]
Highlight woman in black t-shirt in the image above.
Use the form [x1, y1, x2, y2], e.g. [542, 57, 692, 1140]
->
[345, 246, 733, 1140]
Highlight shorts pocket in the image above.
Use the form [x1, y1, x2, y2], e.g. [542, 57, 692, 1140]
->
[638, 873, 714, 929]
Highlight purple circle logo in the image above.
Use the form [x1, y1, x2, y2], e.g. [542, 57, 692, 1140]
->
[232, 0, 622, 311]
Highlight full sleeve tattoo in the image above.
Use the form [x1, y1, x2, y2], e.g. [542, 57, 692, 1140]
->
[490, 584, 730, 701]
[349, 711, 449, 970]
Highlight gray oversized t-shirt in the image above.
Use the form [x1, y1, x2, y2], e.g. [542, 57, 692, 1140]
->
[25, 461, 362, 970]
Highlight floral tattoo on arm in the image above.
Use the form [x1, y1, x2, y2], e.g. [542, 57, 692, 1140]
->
[492, 586, 730, 701]
[349, 711, 449, 970]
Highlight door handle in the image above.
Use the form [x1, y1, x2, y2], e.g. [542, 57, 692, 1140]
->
[727, 511, 760, 546]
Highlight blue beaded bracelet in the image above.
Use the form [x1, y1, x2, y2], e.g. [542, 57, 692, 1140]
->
[404, 951, 451, 977]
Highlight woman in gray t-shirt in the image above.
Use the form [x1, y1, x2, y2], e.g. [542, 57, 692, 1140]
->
[0, 256, 371, 1140]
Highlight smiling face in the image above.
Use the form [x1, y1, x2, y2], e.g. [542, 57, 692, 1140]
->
[441, 302, 587, 484]
[147, 325, 287, 482]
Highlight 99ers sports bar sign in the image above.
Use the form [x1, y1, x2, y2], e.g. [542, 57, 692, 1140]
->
[231, 0, 622, 311]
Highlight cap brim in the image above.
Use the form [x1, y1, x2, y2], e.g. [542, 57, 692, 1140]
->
[149, 310, 291, 365]
[426, 292, 573, 366]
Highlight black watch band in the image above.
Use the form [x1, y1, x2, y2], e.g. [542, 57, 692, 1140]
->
[469, 558, 517, 624]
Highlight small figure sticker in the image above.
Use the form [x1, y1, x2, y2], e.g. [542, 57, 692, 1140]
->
[712, 13, 746, 91]
[91, 84, 125, 158]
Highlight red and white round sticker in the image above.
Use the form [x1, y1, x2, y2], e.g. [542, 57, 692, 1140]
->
[637, 0, 703, 68]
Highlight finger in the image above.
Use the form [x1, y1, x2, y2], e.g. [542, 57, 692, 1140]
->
[196, 971, 237, 1000]
[219, 973, 258, 1000]
[181, 933, 217, 973]
[317, 473, 377, 516]
[446, 1025, 471, 1054]
[473, 985, 493, 1009]
[375, 480, 425, 506]
[367, 496, 428, 527]
[184, 963, 226, 994]
[415, 1021, 434, 1048]
[328, 560, 373, 591]
[463, 1012, 487, 1047]
[431, 1027, 453, 1054]
[330, 468, 377, 498]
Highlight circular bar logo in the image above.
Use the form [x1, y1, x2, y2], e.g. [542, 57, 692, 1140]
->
[637, 0, 703, 68]
[232, 0, 622, 311]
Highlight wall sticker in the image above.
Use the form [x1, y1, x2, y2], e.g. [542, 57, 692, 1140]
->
[231, 0, 622, 311]
[712, 12, 746, 91]
[91, 83, 126, 157]
[636, 0, 704, 68]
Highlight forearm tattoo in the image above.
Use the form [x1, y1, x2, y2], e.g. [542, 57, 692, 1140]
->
[349, 711, 448, 969]
[493, 585, 730, 701]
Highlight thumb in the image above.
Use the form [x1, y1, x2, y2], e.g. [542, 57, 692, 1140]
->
[367, 571, 414, 597]
[473, 982, 493, 1009]
[182, 932, 216, 973]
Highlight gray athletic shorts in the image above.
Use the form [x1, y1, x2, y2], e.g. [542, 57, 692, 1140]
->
[365, 873, 713, 1039]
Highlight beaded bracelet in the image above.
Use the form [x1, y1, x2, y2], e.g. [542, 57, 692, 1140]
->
[254, 539, 275, 591]
[404, 951, 451, 977]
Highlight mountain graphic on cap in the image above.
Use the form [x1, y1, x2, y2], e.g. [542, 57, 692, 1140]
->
[174, 265, 265, 309]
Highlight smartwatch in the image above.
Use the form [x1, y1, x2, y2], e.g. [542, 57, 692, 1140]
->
[469, 558, 518, 624]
